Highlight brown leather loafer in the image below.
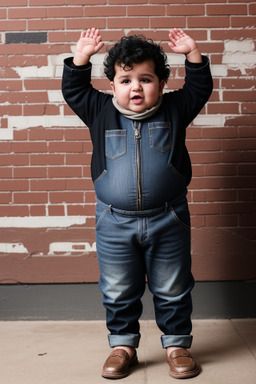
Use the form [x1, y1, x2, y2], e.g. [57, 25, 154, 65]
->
[102, 349, 138, 379]
[166, 348, 200, 379]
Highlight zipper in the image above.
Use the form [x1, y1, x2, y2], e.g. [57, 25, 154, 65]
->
[134, 121, 142, 210]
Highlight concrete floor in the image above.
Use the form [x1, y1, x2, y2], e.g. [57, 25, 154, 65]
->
[0, 319, 255, 383]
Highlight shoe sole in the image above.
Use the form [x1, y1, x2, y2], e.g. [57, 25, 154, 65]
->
[102, 356, 138, 379]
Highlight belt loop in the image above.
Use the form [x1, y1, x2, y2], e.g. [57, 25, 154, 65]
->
[165, 202, 168, 212]
[109, 205, 113, 214]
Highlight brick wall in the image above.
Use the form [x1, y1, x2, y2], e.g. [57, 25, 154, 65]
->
[0, 0, 255, 283]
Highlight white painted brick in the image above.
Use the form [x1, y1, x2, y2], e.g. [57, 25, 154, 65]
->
[0, 243, 28, 254]
[224, 39, 254, 53]
[49, 242, 96, 254]
[211, 65, 228, 77]
[0, 216, 89, 228]
[48, 90, 64, 103]
[193, 114, 225, 127]
[9, 115, 84, 130]
[14, 66, 54, 79]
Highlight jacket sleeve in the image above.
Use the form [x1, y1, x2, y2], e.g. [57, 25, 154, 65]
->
[62, 57, 110, 128]
[166, 55, 213, 128]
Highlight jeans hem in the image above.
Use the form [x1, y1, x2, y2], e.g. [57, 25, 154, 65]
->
[161, 334, 193, 349]
[108, 333, 141, 348]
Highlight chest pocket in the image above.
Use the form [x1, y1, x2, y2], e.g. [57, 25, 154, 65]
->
[105, 129, 127, 159]
[149, 122, 172, 152]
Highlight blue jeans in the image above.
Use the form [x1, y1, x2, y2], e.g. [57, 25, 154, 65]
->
[95, 197, 194, 349]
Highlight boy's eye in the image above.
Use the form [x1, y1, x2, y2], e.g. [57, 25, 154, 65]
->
[121, 79, 130, 84]
[141, 78, 151, 83]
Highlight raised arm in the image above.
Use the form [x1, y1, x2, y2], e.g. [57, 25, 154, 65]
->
[73, 28, 105, 66]
[168, 28, 202, 63]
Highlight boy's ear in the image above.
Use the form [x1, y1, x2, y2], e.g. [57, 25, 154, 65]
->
[159, 80, 165, 96]
[110, 81, 115, 95]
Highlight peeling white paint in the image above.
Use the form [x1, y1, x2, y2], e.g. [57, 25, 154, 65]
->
[193, 114, 226, 127]
[0, 243, 28, 254]
[222, 39, 256, 75]
[0, 216, 90, 228]
[49, 242, 96, 254]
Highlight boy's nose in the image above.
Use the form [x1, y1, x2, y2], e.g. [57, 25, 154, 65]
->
[132, 81, 142, 91]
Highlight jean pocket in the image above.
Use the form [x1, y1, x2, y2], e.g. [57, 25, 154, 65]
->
[149, 122, 171, 152]
[95, 203, 109, 230]
[171, 200, 190, 231]
[105, 129, 127, 159]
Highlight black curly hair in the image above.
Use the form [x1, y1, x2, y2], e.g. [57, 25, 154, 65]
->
[104, 35, 170, 83]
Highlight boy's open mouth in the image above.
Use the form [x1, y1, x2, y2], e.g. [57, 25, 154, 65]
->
[132, 95, 143, 104]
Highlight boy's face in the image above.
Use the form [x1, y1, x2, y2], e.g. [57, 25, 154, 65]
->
[110, 60, 164, 113]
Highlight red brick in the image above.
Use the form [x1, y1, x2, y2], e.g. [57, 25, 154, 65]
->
[66, 179, 94, 191]
[190, 203, 220, 215]
[193, 190, 236, 203]
[208, 103, 239, 115]
[0, 154, 29, 166]
[14, 167, 47, 179]
[30, 0, 65, 4]
[188, 16, 229, 28]
[48, 205, 65, 216]
[67, 204, 95, 216]
[13, 130, 28, 141]
[0, 20, 26, 31]
[222, 78, 255, 90]
[0, 167, 12, 178]
[0, 206, 29, 217]
[231, 17, 256, 28]
[128, 5, 165, 16]
[85, 191, 96, 203]
[48, 166, 82, 178]
[0, 80, 22, 91]
[0, 0, 27, 5]
[249, 3, 256, 15]
[66, 18, 106, 30]
[30, 154, 65, 166]
[189, 177, 221, 190]
[24, 79, 61, 90]
[190, 215, 205, 228]
[28, 19, 64, 30]
[30, 205, 46, 216]
[13, 192, 48, 204]
[65, 129, 90, 141]
[211, 29, 255, 40]
[225, 116, 256, 127]
[24, 104, 60, 116]
[66, 154, 91, 165]
[2, 91, 48, 104]
[187, 139, 221, 152]
[49, 192, 84, 203]
[48, 142, 83, 153]
[84, 6, 125, 17]
[151, 17, 185, 29]
[238, 164, 256, 176]
[108, 17, 149, 29]
[241, 103, 256, 114]
[8, 8, 47, 19]
[207, 4, 247, 15]
[29, 128, 64, 141]
[110, 0, 146, 3]
[30, 179, 66, 191]
[238, 126, 256, 138]
[221, 202, 254, 215]
[0, 193, 12, 204]
[223, 91, 256, 102]
[12, 142, 47, 153]
[48, 7, 83, 18]
[0, 105, 22, 116]
[239, 215, 256, 227]
[0, 180, 29, 191]
[205, 215, 238, 227]
[66, 0, 106, 3]
[167, 5, 204, 15]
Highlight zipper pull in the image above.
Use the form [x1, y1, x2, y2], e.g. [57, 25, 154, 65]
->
[134, 122, 141, 139]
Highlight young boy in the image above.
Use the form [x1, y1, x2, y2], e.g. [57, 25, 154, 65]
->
[62, 28, 213, 379]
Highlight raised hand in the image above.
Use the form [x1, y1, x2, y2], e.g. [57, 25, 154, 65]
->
[74, 28, 104, 66]
[168, 28, 202, 62]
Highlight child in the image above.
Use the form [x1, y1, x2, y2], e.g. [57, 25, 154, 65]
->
[62, 28, 213, 379]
